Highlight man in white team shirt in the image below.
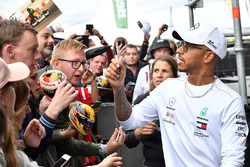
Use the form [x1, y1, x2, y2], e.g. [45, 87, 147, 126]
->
[105, 22, 249, 167]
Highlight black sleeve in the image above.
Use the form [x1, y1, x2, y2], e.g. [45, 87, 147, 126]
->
[24, 113, 56, 160]
[125, 92, 150, 148]
[139, 41, 149, 61]
[124, 130, 140, 148]
[133, 92, 150, 105]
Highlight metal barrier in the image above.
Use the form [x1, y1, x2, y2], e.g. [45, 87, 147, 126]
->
[96, 102, 143, 167]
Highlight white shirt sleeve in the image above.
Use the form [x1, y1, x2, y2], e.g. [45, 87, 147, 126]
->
[119, 90, 159, 130]
[132, 66, 150, 103]
[220, 96, 249, 167]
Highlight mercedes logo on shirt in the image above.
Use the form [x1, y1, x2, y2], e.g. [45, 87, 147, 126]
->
[168, 97, 176, 107]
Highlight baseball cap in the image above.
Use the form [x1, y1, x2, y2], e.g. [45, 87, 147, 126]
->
[150, 39, 174, 56]
[0, 58, 30, 89]
[172, 23, 227, 59]
[49, 23, 64, 33]
[86, 45, 111, 60]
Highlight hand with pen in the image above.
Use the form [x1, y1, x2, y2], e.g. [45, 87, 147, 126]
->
[106, 127, 125, 154]
[105, 55, 126, 90]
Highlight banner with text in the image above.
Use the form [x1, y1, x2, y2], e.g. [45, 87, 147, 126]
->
[112, 0, 128, 28]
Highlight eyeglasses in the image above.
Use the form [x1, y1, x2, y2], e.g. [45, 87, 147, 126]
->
[177, 41, 210, 53]
[57, 58, 89, 70]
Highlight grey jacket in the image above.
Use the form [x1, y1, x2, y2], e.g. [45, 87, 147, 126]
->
[0, 148, 41, 167]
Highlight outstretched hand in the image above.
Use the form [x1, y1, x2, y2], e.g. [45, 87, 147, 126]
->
[45, 81, 78, 119]
[157, 24, 167, 39]
[81, 69, 96, 86]
[134, 122, 158, 140]
[144, 33, 150, 42]
[106, 127, 125, 154]
[23, 119, 46, 148]
[59, 125, 77, 138]
[115, 42, 126, 58]
[105, 57, 126, 90]
[39, 95, 51, 114]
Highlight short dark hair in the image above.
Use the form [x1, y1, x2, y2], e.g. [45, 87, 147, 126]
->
[114, 36, 127, 45]
[126, 44, 139, 54]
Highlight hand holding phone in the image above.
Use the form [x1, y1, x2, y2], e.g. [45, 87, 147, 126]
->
[117, 40, 126, 48]
[152, 119, 160, 131]
[161, 24, 168, 31]
[86, 24, 94, 35]
[137, 21, 151, 35]
[137, 21, 143, 28]
[114, 40, 126, 55]
[153, 119, 160, 127]
[76, 35, 89, 48]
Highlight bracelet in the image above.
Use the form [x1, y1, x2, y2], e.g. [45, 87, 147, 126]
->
[99, 144, 108, 157]
[99, 35, 104, 40]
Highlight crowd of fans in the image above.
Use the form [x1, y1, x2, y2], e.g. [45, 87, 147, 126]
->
[0, 17, 249, 167]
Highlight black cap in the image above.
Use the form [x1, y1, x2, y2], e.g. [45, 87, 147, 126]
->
[150, 39, 173, 56]
[86, 45, 112, 60]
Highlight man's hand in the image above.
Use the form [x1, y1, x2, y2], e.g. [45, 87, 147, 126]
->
[157, 24, 168, 39]
[106, 127, 125, 154]
[81, 69, 96, 86]
[68, 33, 83, 43]
[59, 126, 77, 138]
[134, 122, 158, 140]
[92, 28, 103, 39]
[105, 56, 126, 90]
[23, 119, 46, 148]
[39, 95, 51, 114]
[45, 81, 78, 119]
[115, 42, 126, 58]
[144, 33, 150, 42]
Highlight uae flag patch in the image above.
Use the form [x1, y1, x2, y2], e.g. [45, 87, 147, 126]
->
[197, 121, 207, 130]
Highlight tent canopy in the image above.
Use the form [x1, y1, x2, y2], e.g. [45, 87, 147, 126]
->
[1, 0, 250, 44]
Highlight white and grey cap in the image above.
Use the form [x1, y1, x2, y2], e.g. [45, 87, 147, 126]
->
[172, 23, 227, 59]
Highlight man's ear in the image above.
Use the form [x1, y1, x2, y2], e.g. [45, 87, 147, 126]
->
[50, 58, 59, 70]
[2, 44, 15, 60]
[203, 51, 215, 64]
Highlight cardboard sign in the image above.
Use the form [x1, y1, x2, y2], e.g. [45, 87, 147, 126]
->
[9, 0, 62, 32]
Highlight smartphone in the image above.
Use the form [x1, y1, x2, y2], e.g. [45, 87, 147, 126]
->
[114, 40, 126, 55]
[162, 24, 168, 31]
[117, 40, 126, 48]
[137, 21, 143, 29]
[125, 81, 135, 92]
[53, 154, 71, 167]
[153, 119, 160, 127]
[82, 35, 89, 48]
[86, 24, 94, 35]
[76, 35, 89, 48]
[91, 101, 102, 109]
